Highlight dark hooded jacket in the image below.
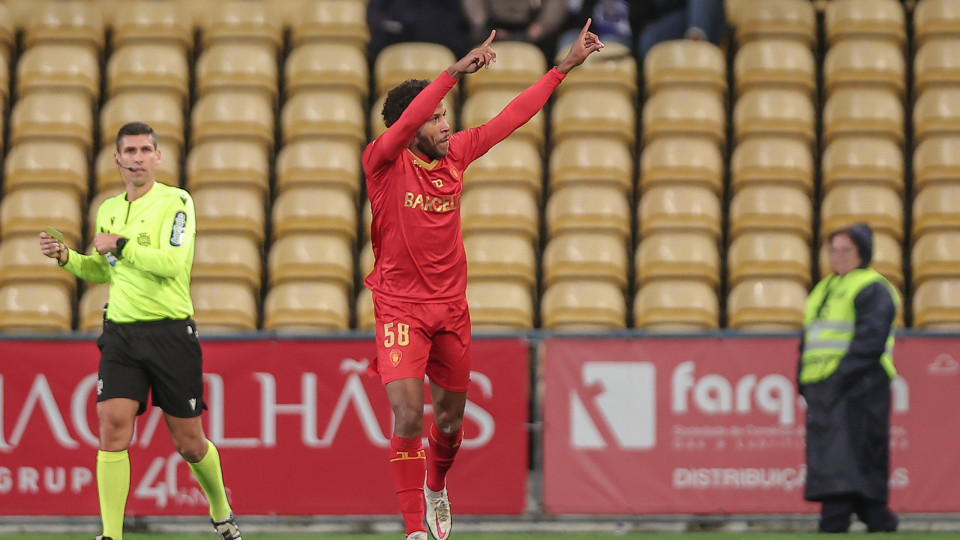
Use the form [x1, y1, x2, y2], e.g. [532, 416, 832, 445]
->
[800, 223, 897, 502]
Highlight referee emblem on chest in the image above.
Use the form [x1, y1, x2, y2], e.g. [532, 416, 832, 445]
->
[390, 348, 403, 367]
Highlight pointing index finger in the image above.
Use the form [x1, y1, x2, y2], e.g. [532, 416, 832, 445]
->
[580, 17, 592, 38]
[482, 29, 496, 47]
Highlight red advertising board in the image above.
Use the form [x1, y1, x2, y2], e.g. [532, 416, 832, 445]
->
[542, 335, 960, 514]
[0, 338, 530, 516]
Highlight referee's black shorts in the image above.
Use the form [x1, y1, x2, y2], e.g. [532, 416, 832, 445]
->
[97, 318, 206, 418]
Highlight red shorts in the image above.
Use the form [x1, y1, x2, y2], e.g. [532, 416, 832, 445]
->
[369, 293, 472, 392]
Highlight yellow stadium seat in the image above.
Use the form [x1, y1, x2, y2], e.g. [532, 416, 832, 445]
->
[642, 89, 725, 148]
[820, 185, 904, 241]
[0, 3, 13, 59]
[727, 279, 807, 331]
[634, 280, 719, 331]
[552, 88, 635, 149]
[23, 0, 104, 52]
[914, 0, 960, 47]
[730, 138, 813, 195]
[465, 233, 537, 290]
[467, 281, 534, 331]
[825, 0, 905, 46]
[271, 187, 357, 241]
[0, 283, 72, 333]
[356, 287, 374, 331]
[0, 236, 77, 293]
[10, 91, 93, 153]
[640, 137, 722, 195]
[290, 0, 369, 52]
[545, 185, 630, 241]
[101, 92, 185, 154]
[638, 186, 722, 240]
[822, 138, 904, 195]
[818, 231, 903, 289]
[285, 43, 368, 100]
[264, 281, 350, 333]
[728, 186, 812, 240]
[913, 184, 960, 237]
[281, 90, 365, 148]
[186, 140, 269, 198]
[191, 282, 258, 333]
[635, 232, 720, 287]
[728, 232, 810, 287]
[200, 0, 282, 52]
[822, 89, 904, 147]
[733, 89, 815, 145]
[914, 88, 960, 145]
[734, 39, 816, 97]
[735, 0, 816, 48]
[912, 232, 960, 287]
[461, 186, 540, 241]
[913, 136, 960, 192]
[267, 233, 354, 293]
[4, 141, 89, 203]
[191, 91, 274, 150]
[195, 43, 278, 101]
[823, 39, 905, 98]
[542, 232, 628, 289]
[912, 279, 960, 329]
[369, 94, 457, 140]
[112, 0, 193, 52]
[275, 139, 361, 198]
[361, 200, 371, 242]
[467, 138, 543, 197]
[192, 234, 262, 294]
[463, 90, 545, 151]
[94, 145, 180, 196]
[78, 283, 109, 333]
[644, 40, 726, 97]
[16, 44, 99, 103]
[914, 39, 960, 95]
[0, 51, 8, 104]
[465, 41, 546, 96]
[374, 42, 456, 98]
[107, 44, 190, 103]
[551, 138, 633, 196]
[357, 241, 374, 284]
[554, 41, 637, 98]
[541, 281, 626, 331]
[193, 187, 266, 246]
[0, 188, 82, 246]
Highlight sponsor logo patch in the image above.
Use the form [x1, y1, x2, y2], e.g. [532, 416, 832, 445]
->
[170, 211, 187, 246]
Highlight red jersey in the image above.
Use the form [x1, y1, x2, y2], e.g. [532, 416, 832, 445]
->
[362, 68, 566, 302]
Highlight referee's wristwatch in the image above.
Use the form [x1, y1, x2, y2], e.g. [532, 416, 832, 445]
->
[115, 237, 128, 258]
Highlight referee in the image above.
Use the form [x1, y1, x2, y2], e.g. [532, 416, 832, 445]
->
[38, 122, 242, 540]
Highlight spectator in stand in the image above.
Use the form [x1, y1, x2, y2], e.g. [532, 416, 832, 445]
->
[557, 0, 633, 56]
[462, 0, 568, 58]
[632, 0, 726, 58]
[367, 0, 471, 61]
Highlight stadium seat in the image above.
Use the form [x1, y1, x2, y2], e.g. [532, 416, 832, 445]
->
[0, 283, 72, 333]
[281, 90, 365, 148]
[290, 0, 369, 52]
[200, 0, 283, 52]
[728, 232, 811, 287]
[465, 233, 537, 290]
[823, 39, 905, 98]
[635, 232, 720, 287]
[285, 42, 368, 100]
[78, 283, 109, 333]
[359, 240, 374, 280]
[0, 188, 82, 246]
[820, 185, 904, 241]
[0, 51, 7, 105]
[369, 94, 457, 140]
[107, 44, 190, 103]
[727, 279, 808, 332]
[545, 185, 630, 242]
[10, 91, 93, 153]
[822, 138, 904, 195]
[275, 139, 361, 198]
[730, 138, 814, 195]
[728, 186, 813, 240]
[374, 42, 457, 98]
[824, 0, 905, 46]
[913, 136, 960, 192]
[0, 236, 77, 293]
[94, 145, 180, 195]
[822, 89, 904, 147]
[195, 42, 278, 101]
[355, 287, 374, 331]
[101, 92, 185, 154]
[912, 279, 960, 329]
[461, 186, 540, 241]
[913, 232, 960, 288]
[640, 137, 723, 195]
[3, 141, 89, 204]
[542, 232, 628, 290]
[192, 234, 262, 294]
[541, 281, 627, 331]
[193, 187, 266, 246]
[634, 279, 719, 331]
[463, 90, 545, 151]
[550, 136, 636, 195]
[111, 0, 193, 52]
[554, 41, 637, 98]
[642, 89, 725, 148]
[467, 281, 534, 331]
[645, 40, 726, 97]
[186, 140, 270, 198]
[638, 186, 722, 240]
[361, 200, 372, 242]
[914, 0, 960, 48]
[16, 44, 99, 103]
[466, 138, 543, 197]
[191, 92, 275, 150]
[23, 0, 104, 52]
[464, 41, 546, 96]
[552, 88, 635, 149]
[272, 187, 357, 241]
[913, 184, 960, 237]
[267, 233, 354, 293]
[733, 89, 815, 145]
[914, 88, 960, 145]
[0, 3, 13, 60]
[734, 39, 816, 97]
[914, 39, 960, 95]
[818, 231, 903, 289]
[191, 282, 258, 333]
[264, 281, 351, 333]
[735, 0, 816, 48]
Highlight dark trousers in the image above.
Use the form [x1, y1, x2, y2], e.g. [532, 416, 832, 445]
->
[820, 494, 899, 533]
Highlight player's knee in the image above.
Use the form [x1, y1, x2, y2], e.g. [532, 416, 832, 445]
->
[174, 439, 207, 463]
[392, 405, 423, 436]
[432, 412, 463, 434]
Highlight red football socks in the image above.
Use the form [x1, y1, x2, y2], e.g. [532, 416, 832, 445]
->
[390, 434, 426, 534]
[426, 423, 463, 492]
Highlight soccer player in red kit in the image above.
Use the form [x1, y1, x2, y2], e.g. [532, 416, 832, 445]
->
[362, 20, 603, 540]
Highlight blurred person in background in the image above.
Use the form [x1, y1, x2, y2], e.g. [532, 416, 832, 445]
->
[368, 0, 470, 60]
[632, 0, 726, 57]
[463, 0, 568, 57]
[557, 0, 633, 54]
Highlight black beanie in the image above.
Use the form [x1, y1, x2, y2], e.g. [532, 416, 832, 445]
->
[843, 222, 873, 268]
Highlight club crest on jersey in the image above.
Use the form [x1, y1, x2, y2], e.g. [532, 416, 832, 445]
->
[137, 232, 151, 246]
[170, 211, 187, 246]
[451, 166, 460, 180]
[390, 348, 402, 367]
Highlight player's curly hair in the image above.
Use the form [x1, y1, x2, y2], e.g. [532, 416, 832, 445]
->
[382, 79, 431, 128]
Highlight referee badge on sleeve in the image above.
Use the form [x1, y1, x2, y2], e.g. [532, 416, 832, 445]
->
[170, 211, 187, 246]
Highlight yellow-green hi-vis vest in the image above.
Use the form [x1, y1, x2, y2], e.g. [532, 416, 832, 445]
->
[800, 268, 899, 384]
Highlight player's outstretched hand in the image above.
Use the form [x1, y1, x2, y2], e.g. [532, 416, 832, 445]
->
[447, 30, 497, 78]
[557, 18, 604, 74]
